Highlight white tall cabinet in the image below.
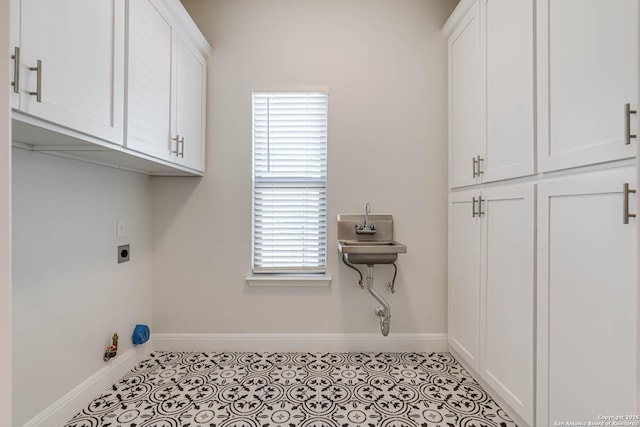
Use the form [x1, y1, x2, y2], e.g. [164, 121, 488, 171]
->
[444, 0, 639, 425]
[537, 167, 638, 424]
[534, 0, 639, 423]
[448, 184, 535, 425]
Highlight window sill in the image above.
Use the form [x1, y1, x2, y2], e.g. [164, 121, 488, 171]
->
[245, 274, 332, 287]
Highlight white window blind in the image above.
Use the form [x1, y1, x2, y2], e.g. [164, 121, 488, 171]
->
[252, 92, 328, 274]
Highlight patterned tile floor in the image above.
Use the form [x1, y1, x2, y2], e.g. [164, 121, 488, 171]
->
[64, 351, 517, 427]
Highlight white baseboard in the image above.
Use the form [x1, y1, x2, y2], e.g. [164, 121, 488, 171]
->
[22, 343, 152, 427]
[153, 333, 448, 353]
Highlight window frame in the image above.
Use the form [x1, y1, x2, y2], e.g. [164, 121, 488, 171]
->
[250, 91, 329, 278]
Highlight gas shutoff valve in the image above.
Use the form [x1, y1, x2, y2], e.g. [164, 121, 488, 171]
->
[103, 333, 118, 362]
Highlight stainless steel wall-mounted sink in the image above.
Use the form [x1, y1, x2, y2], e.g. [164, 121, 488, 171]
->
[337, 240, 406, 264]
[337, 208, 407, 337]
[336, 214, 407, 265]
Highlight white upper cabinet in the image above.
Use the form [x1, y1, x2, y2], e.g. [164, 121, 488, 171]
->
[537, 167, 638, 423]
[126, 0, 176, 162]
[448, 1, 484, 188]
[12, 0, 125, 145]
[483, 0, 534, 183]
[125, 0, 209, 173]
[537, 0, 638, 171]
[9, 0, 210, 175]
[174, 35, 206, 171]
[445, 0, 535, 188]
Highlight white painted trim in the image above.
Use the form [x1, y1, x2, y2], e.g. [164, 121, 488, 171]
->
[22, 344, 152, 427]
[245, 275, 331, 287]
[154, 333, 448, 353]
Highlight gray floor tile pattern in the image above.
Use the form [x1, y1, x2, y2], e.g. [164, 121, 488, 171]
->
[64, 351, 517, 427]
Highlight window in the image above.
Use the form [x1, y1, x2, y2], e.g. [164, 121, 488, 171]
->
[252, 92, 328, 274]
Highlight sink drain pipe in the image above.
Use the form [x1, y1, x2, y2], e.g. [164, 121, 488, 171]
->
[341, 255, 392, 336]
[365, 265, 391, 336]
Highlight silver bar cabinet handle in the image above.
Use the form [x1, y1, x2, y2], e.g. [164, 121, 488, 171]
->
[476, 155, 484, 176]
[472, 197, 478, 217]
[472, 157, 478, 178]
[623, 183, 636, 224]
[625, 103, 637, 145]
[179, 136, 185, 158]
[28, 60, 42, 103]
[10, 47, 19, 94]
[478, 196, 485, 216]
[171, 135, 180, 155]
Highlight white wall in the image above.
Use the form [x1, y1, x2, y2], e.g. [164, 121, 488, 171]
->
[1, 0, 12, 424]
[152, 0, 457, 335]
[11, 150, 153, 426]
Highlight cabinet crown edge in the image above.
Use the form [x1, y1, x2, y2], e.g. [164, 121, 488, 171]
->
[441, 0, 477, 38]
[160, 0, 213, 55]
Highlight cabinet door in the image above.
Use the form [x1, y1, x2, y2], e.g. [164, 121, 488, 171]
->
[480, 183, 534, 425]
[18, 0, 124, 144]
[482, 0, 534, 182]
[175, 35, 206, 172]
[10, 0, 19, 109]
[537, 0, 638, 172]
[126, 0, 176, 162]
[449, 0, 484, 188]
[449, 190, 482, 369]
[537, 167, 638, 423]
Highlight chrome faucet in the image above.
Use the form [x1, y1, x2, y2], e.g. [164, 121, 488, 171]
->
[356, 202, 376, 234]
[365, 202, 370, 228]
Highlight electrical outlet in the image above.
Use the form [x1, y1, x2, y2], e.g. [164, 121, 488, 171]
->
[118, 244, 130, 263]
[116, 218, 127, 238]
